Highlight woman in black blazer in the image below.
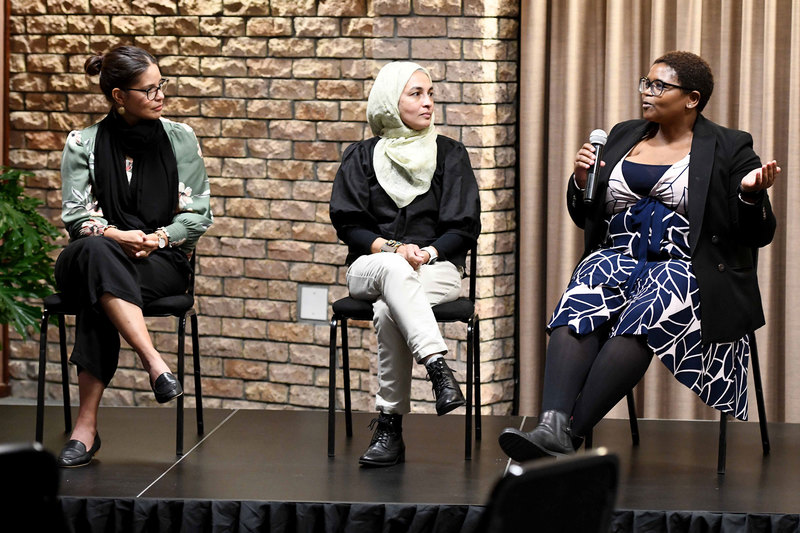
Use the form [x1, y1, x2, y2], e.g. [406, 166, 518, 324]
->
[500, 51, 780, 462]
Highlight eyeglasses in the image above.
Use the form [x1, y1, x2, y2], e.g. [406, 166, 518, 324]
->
[638, 77, 694, 96]
[122, 79, 168, 100]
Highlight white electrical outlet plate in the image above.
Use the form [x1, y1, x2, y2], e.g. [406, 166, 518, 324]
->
[298, 285, 329, 322]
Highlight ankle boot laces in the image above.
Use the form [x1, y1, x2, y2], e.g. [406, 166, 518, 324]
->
[427, 359, 458, 393]
[367, 415, 398, 445]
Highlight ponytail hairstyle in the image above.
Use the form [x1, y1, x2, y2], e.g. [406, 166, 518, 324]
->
[84, 46, 157, 102]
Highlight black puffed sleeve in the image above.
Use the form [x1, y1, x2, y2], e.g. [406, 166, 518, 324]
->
[330, 138, 382, 257]
[430, 138, 481, 261]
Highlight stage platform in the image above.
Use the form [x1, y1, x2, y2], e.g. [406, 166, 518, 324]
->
[1, 404, 799, 532]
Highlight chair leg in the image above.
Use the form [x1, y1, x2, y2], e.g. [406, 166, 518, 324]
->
[176, 315, 186, 456]
[340, 319, 352, 437]
[190, 313, 203, 435]
[465, 318, 474, 460]
[35, 311, 50, 443]
[58, 316, 72, 434]
[626, 390, 639, 446]
[474, 315, 481, 441]
[328, 316, 338, 457]
[717, 411, 727, 475]
[749, 332, 770, 455]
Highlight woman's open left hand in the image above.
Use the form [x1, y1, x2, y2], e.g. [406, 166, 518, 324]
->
[741, 160, 781, 193]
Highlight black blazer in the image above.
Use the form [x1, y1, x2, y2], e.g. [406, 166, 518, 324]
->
[566, 115, 776, 343]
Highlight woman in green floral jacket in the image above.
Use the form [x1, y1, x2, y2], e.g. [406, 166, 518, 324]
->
[55, 46, 212, 467]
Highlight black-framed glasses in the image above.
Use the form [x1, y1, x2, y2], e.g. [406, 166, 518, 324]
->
[638, 77, 694, 96]
[122, 78, 168, 100]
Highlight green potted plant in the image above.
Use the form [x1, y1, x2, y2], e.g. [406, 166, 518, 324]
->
[0, 166, 61, 337]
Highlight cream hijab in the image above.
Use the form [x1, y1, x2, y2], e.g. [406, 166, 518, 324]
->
[366, 61, 438, 208]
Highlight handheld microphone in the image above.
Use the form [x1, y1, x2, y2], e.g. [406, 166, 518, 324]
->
[584, 129, 607, 205]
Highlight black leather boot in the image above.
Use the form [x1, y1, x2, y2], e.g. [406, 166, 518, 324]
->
[359, 412, 405, 467]
[498, 410, 575, 462]
[425, 358, 465, 415]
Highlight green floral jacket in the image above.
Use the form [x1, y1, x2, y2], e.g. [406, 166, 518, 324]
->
[60, 117, 213, 254]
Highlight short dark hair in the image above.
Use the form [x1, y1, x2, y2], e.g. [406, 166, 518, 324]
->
[84, 46, 157, 102]
[653, 51, 714, 112]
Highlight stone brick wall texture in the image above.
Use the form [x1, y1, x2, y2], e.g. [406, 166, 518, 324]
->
[7, 0, 519, 416]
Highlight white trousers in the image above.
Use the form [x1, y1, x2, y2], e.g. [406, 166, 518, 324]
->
[346, 253, 462, 414]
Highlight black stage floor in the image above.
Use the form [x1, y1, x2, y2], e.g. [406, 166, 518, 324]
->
[2, 404, 799, 530]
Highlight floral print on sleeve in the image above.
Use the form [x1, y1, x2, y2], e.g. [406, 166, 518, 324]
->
[160, 120, 213, 252]
[60, 127, 112, 240]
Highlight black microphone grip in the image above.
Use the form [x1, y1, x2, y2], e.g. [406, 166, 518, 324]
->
[583, 129, 607, 205]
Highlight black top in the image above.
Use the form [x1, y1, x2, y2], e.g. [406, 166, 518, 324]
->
[330, 135, 481, 267]
[622, 160, 671, 196]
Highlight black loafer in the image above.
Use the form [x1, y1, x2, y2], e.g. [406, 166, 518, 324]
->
[57, 433, 101, 468]
[151, 372, 183, 403]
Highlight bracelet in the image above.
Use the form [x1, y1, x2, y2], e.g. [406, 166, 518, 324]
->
[380, 239, 403, 253]
[103, 224, 117, 235]
[737, 186, 762, 205]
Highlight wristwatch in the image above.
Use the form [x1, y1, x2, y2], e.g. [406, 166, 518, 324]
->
[420, 246, 438, 265]
[380, 240, 403, 253]
[155, 229, 168, 249]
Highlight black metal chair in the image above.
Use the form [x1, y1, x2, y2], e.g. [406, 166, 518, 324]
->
[585, 270, 770, 475]
[585, 246, 771, 474]
[586, 334, 769, 475]
[35, 253, 204, 456]
[328, 245, 481, 459]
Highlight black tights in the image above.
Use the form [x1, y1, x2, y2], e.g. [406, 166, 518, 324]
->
[541, 326, 653, 437]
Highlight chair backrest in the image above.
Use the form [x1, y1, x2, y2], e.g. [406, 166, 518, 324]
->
[0, 442, 65, 532]
[479, 450, 619, 533]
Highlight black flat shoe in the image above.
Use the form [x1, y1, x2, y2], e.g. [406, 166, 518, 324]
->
[57, 433, 101, 468]
[151, 372, 183, 403]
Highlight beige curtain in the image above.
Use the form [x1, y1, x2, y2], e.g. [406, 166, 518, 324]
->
[519, 0, 800, 423]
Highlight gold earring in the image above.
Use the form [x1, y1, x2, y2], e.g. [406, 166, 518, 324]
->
[117, 106, 125, 115]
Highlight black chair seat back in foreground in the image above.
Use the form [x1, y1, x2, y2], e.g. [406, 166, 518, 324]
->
[328, 245, 481, 459]
[479, 449, 619, 533]
[35, 253, 204, 456]
[0, 442, 65, 532]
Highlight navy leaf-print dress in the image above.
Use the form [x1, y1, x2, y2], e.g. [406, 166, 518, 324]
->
[549, 151, 750, 420]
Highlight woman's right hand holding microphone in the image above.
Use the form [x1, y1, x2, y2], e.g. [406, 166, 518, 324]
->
[573, 143, 605, 190]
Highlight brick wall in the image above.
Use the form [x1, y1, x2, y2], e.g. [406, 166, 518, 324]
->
[7, 0, 519, 416]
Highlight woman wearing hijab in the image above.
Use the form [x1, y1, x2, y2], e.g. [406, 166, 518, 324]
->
[499, 51, 780, 462]
[330, 62, 481, 467]
[55, 46, 212, 467]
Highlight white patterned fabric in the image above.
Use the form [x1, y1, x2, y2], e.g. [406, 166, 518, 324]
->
[605, 148, 690, 215]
